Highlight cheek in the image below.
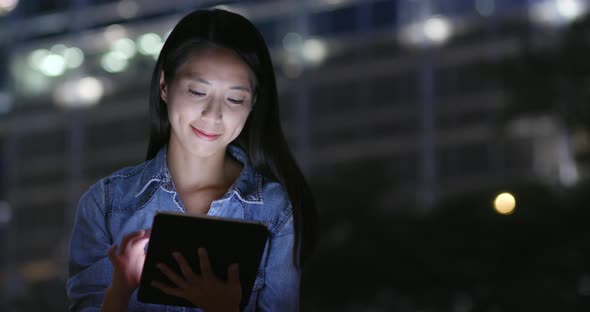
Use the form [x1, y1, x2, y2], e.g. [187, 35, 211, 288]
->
[167, 102, 189, 130]
[226, 110, 250, 135]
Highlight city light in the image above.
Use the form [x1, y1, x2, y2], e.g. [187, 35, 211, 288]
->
[54, 76, 104, 109]
[63, 47, 84, 68]
[50, 43, 67, 55]
[556, 0, 585, 20]
[103, 24, 128, 43]
[137, 33, 163, 56]
[28, 49, 50, 70]
[530, 0, 587, 26]
[38, 53, 66, 77]
[112, 38, 137, 59]
[101, 51, 128, 73]
[282, 33, 328, 66]
[27, 45, 84, 75]
[13, 57, 52, 95]
[399, 15, 453, 48]
[78, 77, 105, 104]
[0, 0, 18, 16]
[423, 15, 452, 44]
[302, 38, 327, 65]
[493, 192, 516, 215]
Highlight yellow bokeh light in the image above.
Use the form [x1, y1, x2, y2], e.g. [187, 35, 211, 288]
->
[494, 192, 516, 215]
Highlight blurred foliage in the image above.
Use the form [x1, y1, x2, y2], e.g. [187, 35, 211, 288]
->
[303, 161, 590, 311]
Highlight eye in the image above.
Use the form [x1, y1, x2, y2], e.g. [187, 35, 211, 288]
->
[227, 98, 245, 104]
[189, 89, 206, 96]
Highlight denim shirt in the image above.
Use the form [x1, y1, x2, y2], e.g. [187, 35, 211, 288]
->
[67, 144, 299, 311]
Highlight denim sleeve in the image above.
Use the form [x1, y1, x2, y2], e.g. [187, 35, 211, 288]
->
[66, 181, 113, 311]
[256, 215, 300, 311]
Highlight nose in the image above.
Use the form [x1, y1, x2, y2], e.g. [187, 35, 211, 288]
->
[200, 96, 222, 123]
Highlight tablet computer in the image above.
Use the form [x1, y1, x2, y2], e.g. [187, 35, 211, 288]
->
[138, 212, 269, 309]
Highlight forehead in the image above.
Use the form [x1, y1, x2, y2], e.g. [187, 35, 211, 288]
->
[176, 48, 254, 86]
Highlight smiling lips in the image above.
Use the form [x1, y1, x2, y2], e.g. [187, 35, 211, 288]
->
[192, 126, 221, 141]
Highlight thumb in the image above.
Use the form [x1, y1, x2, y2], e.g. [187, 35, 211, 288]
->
[227, 263, 240, 284]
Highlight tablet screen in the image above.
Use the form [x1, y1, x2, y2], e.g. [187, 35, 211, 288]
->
[138, 212, 269, 309]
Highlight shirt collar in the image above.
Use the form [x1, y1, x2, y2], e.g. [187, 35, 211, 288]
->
[136, 144, 263, 204]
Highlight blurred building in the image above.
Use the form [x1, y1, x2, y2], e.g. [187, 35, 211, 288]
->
[0, 0, 588, 310]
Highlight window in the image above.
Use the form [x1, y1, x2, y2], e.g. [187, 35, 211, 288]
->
[370, 0, 397, 30]
[310, 6, 358, 37]
[20, 129, 66, 161]
[369, 72, 417, 107]
[86, 116, 147, 149]
[311, 81, 360, 115]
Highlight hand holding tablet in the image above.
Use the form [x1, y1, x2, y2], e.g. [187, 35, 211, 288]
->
[149, 247, 242, 311]
[138, 212, 269, 310]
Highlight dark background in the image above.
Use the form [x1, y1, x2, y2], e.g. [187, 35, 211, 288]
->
[1, 0, 590, 311]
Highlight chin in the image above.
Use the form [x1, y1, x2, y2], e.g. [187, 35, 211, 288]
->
[188, 142, 226, 158]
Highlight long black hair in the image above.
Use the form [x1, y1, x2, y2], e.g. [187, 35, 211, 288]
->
[146, 9, 318, 268]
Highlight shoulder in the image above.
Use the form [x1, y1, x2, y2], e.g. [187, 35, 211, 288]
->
[256, 176, 294, 236]
[80, 159, 154, 212]
[95, 160, 149, 191]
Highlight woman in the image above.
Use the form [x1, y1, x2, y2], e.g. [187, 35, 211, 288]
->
[67, 9, 318, 312]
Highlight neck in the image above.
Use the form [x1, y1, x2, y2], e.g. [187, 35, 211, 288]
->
[166, 140, 233, 193]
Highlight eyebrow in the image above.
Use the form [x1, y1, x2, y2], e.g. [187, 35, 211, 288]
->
[183, 72, 252, 92]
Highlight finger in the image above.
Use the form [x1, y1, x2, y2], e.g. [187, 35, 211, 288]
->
[120, 230, 145, 254]
[135, 228, 151, 240]
[198, 248, 213, 278]
[130, 236, 150, 254]
[135, 228, 151, 247]
[127, 230, 152, 252]
[151, 280, 185, 298]
[173, 252, 195, 279]
[157, 263, 188, 288]
[130, 230, 149, 243]
[227, 263, 240, 284]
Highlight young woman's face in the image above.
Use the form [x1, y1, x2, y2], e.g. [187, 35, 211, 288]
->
[161, 48, 254, 158]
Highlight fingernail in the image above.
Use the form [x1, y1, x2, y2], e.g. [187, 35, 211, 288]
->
[172, 252, 180, 258]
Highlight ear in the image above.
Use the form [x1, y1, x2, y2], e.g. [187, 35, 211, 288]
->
[159, 70, 168, 103]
